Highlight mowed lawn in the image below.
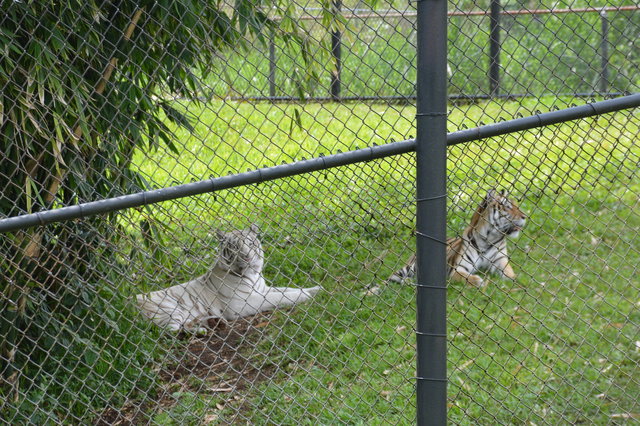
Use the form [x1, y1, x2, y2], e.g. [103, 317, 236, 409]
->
[128, 99, 639, 424]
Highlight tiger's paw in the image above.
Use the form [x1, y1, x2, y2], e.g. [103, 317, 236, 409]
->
[501, 264, 516, 280]
[362, 285, 381, 297]
[467, 275, 485, 288]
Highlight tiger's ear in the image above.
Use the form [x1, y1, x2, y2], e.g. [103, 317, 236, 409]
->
[478, 190, 495, 211]
[486, 189, 499, 202]
[215, 229, 226, 241]
[249, 223, 260, 234]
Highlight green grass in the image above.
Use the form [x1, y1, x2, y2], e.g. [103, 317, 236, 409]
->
[120, 98, 640, 424]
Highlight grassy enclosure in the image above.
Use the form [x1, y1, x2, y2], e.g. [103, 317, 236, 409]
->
[2, 1, 639, 423]
[114, 98, 639, 423]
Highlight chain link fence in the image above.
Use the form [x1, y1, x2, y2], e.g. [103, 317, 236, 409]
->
[221, 3, 640, 101]
[0, 0, 638, 424]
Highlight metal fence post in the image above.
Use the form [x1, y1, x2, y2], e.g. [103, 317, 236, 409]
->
[269, 28, 276, 98]
[331, 0, 342, 100]
[600, 10, 609, 94]
[416, 0, 448, 423]
[489, 0, 501, 96]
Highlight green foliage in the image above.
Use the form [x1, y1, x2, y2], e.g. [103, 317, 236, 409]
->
[0, 0, 320, 421]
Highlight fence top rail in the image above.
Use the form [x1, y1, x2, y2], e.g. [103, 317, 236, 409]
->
[1, 93, 638, 235]
[452, 5, 640, 17]
[283, 5, 640, 21]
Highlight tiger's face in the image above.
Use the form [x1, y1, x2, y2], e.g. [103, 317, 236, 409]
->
[475, 189, 527, 238]
[216, 224, 264, 276]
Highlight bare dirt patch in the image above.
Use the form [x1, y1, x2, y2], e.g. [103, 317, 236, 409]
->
[97, 313, 280, 425]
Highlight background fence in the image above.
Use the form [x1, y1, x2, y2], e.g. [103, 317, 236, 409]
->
[213, 4, 640, 102]
[0, 0, 638, 424]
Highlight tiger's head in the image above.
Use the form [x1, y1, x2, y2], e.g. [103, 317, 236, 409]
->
[471, 189, 526, 239]
[215, 224, 264, 276]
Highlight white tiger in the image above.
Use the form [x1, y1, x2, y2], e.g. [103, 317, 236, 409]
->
[136, 224, 321, 333]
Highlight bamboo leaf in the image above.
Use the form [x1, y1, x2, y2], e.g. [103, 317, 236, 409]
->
[25, 176, 32, 214]
[37, 84, 45, 105]
[159, 101, 195, 133]
[51, 137, 66, 170]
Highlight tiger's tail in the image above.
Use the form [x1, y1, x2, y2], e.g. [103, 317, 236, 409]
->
[387, 254, 416, 284]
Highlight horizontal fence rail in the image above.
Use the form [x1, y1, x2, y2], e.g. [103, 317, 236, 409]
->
[2, 93, 638, 234]
[226, 92, 633, 104]
[285, 5, 640, 20]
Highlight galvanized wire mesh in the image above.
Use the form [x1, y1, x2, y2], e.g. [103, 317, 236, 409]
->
[445, 3, 639, 422]
[0, 0, 638, 424]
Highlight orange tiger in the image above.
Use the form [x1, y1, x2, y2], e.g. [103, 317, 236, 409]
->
[389, 190, 526, 287]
